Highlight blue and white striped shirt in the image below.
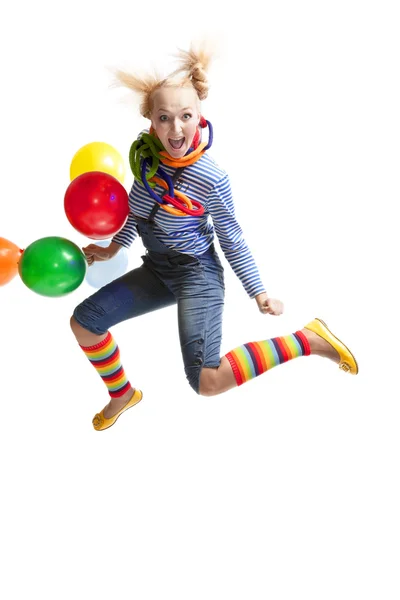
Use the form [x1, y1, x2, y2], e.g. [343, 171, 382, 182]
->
[113, 152, 266, 298]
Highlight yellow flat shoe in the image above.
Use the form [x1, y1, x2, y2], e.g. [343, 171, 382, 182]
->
[304, 318, 359, 375]
[92, 389, 143, 431]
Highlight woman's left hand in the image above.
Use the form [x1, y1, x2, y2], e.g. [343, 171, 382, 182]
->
[255, 293, 284, 316]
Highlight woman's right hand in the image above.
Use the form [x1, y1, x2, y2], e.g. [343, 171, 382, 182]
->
[82, 242, 120, 266]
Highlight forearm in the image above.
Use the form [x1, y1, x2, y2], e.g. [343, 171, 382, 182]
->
[112, 211, 138, 249]
[108, 241, 123, 256]
[222, 245, 266, 298]
[207, 175, 266, 297]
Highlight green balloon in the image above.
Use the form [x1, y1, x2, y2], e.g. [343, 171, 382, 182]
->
[18, 236, 87, 297]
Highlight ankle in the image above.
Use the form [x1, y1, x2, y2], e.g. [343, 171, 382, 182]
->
[300, 328, 340, 361]
[300, 328, 319, 356]
[110, 387, 134, 404]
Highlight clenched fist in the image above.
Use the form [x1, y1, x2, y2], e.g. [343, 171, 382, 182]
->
[255, 293, 284, 316]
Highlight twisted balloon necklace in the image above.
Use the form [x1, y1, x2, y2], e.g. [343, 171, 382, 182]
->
[129, 117, 213, 217]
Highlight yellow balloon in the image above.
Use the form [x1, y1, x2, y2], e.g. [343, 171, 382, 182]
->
[70, 142, 125, 184]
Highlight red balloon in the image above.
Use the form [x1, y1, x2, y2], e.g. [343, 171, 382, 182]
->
[64, 171, 129, 239]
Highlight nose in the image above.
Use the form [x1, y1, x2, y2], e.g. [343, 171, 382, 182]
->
[171, 118, 182, 135]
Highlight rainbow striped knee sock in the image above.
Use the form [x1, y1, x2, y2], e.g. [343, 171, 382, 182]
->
[80, 331, 132, 398]
[225, 331, 311, 386]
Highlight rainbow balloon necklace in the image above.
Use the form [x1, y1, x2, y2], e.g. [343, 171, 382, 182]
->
[129, 118, 213, 217]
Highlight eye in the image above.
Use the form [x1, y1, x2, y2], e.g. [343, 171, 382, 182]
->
[183, 113, 192, 120]
[159, 115, 168, 122]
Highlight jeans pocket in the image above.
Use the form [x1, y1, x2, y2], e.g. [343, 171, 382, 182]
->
[168, 253, 200, 268]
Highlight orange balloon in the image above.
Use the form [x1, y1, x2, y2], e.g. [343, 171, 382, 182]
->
[0, 237, 23, 286]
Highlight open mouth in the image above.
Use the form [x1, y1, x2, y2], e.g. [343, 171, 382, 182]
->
[168, 137, 185, 150]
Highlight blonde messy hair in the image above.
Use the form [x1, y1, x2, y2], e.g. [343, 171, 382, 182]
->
[112, 42, 215, 119]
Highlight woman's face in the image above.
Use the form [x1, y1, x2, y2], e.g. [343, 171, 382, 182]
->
[150, 86, 200, 158]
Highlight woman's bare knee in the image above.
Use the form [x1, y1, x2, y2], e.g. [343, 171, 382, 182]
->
[198, 359, 237, 396]
[69, 315, 105, 346]
[198, 368, 219, 396]
[70, 315, 84, 336]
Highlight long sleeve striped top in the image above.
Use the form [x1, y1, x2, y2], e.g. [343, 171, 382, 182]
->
[112, 151, 266, 298]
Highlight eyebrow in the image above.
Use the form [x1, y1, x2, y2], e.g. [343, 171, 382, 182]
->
[157, 107, 193, 112]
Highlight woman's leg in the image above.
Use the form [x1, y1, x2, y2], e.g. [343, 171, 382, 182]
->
[173, 263, 339, 396]
[70, 319, 135, 419]
[198, 321, 356, 396]
[70, 263, 176, 420]
[175, 256, 225, 394]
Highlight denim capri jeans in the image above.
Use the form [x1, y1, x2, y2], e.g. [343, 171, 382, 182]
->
[73, 244, 225, 393]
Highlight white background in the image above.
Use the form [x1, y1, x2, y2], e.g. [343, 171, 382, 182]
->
[1, 1, 399, 598]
